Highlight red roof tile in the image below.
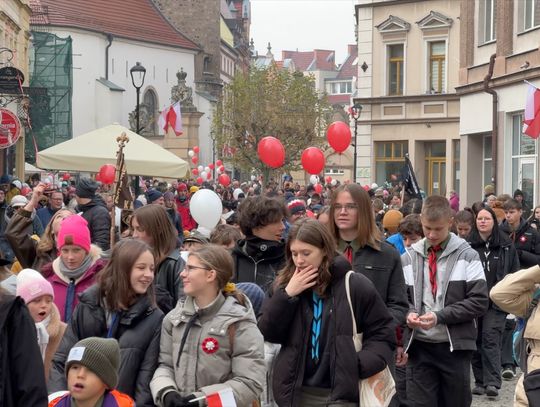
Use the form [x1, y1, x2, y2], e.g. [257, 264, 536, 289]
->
[281, 49, 336, 72]
[281, 50, 314, 71]
[30, 0, 199, 50]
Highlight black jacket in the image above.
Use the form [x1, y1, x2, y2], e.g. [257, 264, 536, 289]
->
[155, 249, 185, 313]
[339, 239, 408, 326]
[0, 294, 48, 407]
[258, 255, 396, 406]
[77, 195, 111, 251]
[49, 285, 164, 406]
[232, 237, 285, 293]
[500, 219, 540, 268]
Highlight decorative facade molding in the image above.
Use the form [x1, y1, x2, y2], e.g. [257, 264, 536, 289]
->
[416, 11, 453, 30]
[376, 15, 411, 33]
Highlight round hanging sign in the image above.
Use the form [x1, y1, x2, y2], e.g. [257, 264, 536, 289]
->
[0, 108, 21, 149]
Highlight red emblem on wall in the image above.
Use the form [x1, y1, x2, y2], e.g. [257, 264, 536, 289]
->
[520, 236, 527, 243]
[202, 337, 219, 354]
[0, 108, 21, 150]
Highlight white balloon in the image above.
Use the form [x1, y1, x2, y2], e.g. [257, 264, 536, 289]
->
[204, 166, 210, 173]
[198, 165, 204, 172]
[201, 171, 207, 179]
[250, 175, 256, 181]
[189, 189, 223, 229]
[188, 150, 195, 157]
[331, 179, 337, 186]
[310, 175, 319, 185]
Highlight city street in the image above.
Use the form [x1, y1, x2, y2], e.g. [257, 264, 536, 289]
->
[472, 374, 519, 407]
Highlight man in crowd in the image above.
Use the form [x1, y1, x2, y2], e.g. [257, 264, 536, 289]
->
[175, 183, 196, 232]
[36, 190, 64, 228]
[75, 178, 111, 251]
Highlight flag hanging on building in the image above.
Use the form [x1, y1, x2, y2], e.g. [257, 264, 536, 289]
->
[206, 388, 237, 407]
[158, 102, 183, 136]
[523, 82, 540, 139]
[400, 155, 422, 200]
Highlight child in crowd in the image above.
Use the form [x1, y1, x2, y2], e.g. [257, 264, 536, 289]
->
[16, 268, 66, 382]
[48, 337, 134, 406]
[453, 209, 475, 239]
[209, 224, 243, 249]
[402, 196, 488, 407]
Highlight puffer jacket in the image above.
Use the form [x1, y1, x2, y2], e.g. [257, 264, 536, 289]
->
[49, 285, 163, 406]
[232, 237, 285, 293]
[500, 219, 540, 268]
[402, 233, 489, 352]
[258, 255, 396, 407]
[150, 293, 265, 407]
[0, 294, 48, 406]
[41, 245, 106, 322]
[77, 195, 111, 251]
[155, 249, 185, 313]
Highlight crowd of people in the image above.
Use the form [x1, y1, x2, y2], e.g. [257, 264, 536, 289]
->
[2, 172, 540, 407]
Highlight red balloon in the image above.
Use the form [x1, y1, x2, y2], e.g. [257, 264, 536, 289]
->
[98, 164, 116, 184]
[193, 146, 200, 154]
[363, 184, 370, 191]
[325, 176, 332, 184]
[216, 160, 223, 166]
[218, 173, 231, 187]
[327, 121, 352, 153]
[257, 136, 285, 168]
[208, 163, 215, 170]
[21, 186, 32, 196]
[192, 168, 199, 176]
[314, 183, 323, 194]
[62, 172, 71, 181]
[206, 172, 212, 180]
[196, 176, 203, 185]
[306, 210, 316, 218]
[191, 156, 198, 165]
[219, 165, 225, 173]
[95, 173, 102, 182]
[301, 147, 325, 175]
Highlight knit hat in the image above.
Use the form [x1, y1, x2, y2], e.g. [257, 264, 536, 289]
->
[57, 215, 91, 253]
[287, 199, 306, 216]
[163, 191, 174, 201]
[76, 178, 98, 199]
[383, 209, 403, 235]
[513, 189, 524, 198]
[66, 337, 120, 389]
[184, 230, 209, 245]
[16, 268, 54, 304]
[177, 183, 187, 192]
[237, 282, 265, 316]
[146, 189, 163, 203]
[10, 195, 28, 207]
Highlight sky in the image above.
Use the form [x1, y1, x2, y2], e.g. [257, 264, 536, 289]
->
[250, 0, 357, 65]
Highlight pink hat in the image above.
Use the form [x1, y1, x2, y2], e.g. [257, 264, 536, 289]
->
[16, 268, 54, 304]
[57, 215, 91, 253]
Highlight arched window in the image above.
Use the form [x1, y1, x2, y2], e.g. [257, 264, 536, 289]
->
[143, 88, 158, 136]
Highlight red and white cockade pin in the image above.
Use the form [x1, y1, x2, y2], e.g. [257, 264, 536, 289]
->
[202, 337, 219, 354]
[520, 236, 527, 243]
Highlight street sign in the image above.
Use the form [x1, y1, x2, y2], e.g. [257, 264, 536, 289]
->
[0, 66, 24, 92]
[0, 108, 21, 149]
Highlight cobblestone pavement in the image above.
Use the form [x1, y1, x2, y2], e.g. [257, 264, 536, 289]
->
[471, 373, 519, 407]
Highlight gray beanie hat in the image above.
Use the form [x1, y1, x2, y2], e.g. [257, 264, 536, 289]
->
[76, 178, 98, 199]
[66, 337, 120, 389]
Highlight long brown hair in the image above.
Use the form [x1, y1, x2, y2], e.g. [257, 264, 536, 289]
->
[188, 244, 246, 306]
[98, 239, 156, 310]
[329, 184, 382, 249]
[277, 218, 336, 296]
[132, 205, 176, 265]
[36, 209, 74, 256]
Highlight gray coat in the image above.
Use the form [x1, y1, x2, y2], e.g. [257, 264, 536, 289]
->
[150, 293, 265, 407]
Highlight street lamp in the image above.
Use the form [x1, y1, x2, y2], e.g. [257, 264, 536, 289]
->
[130, 62, 146, 133]
[349, 102, 363, 183]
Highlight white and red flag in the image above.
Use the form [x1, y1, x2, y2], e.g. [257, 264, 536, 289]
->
[523, 82, 540, 139]
[206, 388, 237, 407]
[158, 102, 183, 136]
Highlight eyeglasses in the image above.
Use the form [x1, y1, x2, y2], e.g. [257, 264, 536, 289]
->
[183, 265, 211, 273]
[334, 203, 358, 212]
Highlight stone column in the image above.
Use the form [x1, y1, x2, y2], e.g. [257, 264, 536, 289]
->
[162, 110, 203, 160]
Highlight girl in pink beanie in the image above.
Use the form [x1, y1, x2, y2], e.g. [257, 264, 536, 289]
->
[16, 268, 67, 382]
[41, 215, 107, 322]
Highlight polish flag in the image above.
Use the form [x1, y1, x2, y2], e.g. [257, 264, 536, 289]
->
[206, 388, 237, 407]
[523, 83, 540, 139]
[158, 102, 183, 136]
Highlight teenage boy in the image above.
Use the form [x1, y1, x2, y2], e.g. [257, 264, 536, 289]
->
[48, 337, 134, 407]
[402, 196, 488, 407]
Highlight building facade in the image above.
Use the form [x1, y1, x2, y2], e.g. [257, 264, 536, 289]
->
[458, 0, 540, 210]
[354, 0, 461, 195]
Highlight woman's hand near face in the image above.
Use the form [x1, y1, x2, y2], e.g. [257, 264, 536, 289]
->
[285, 265, 318, 297]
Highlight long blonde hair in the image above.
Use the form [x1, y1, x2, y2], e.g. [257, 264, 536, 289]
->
[36, 209, 74, 256]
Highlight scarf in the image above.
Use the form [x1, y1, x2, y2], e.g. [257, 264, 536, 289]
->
[36, 314, 51, 360]
[59, 253, 94, 281]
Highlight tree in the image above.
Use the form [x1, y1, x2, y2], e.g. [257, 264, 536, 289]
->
[213, 65, 330, 181]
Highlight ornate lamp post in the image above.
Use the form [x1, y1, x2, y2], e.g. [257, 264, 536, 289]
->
[129, 62, 146, 133]
[349, 102, 363, 183]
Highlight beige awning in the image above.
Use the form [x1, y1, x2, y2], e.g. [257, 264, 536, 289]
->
[37, 124, 189, 178]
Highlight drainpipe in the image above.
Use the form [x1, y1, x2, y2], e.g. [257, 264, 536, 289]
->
[483, 53, 498, 194]
[105, 33, 113, 80]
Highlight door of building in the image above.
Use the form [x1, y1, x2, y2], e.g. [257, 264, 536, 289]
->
[518, 157, 536, 211]
[425, 142, 447, 196]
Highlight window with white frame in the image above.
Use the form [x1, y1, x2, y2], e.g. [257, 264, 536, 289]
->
[483, 135, 492, 188]
[512, 113, 537, 210]
[480, 0, 496, 44]
[387, 44, 404, 96]
[327, 81, 352, 95]
[428, 41, 446, 93]
[524, 0, 540, 31]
